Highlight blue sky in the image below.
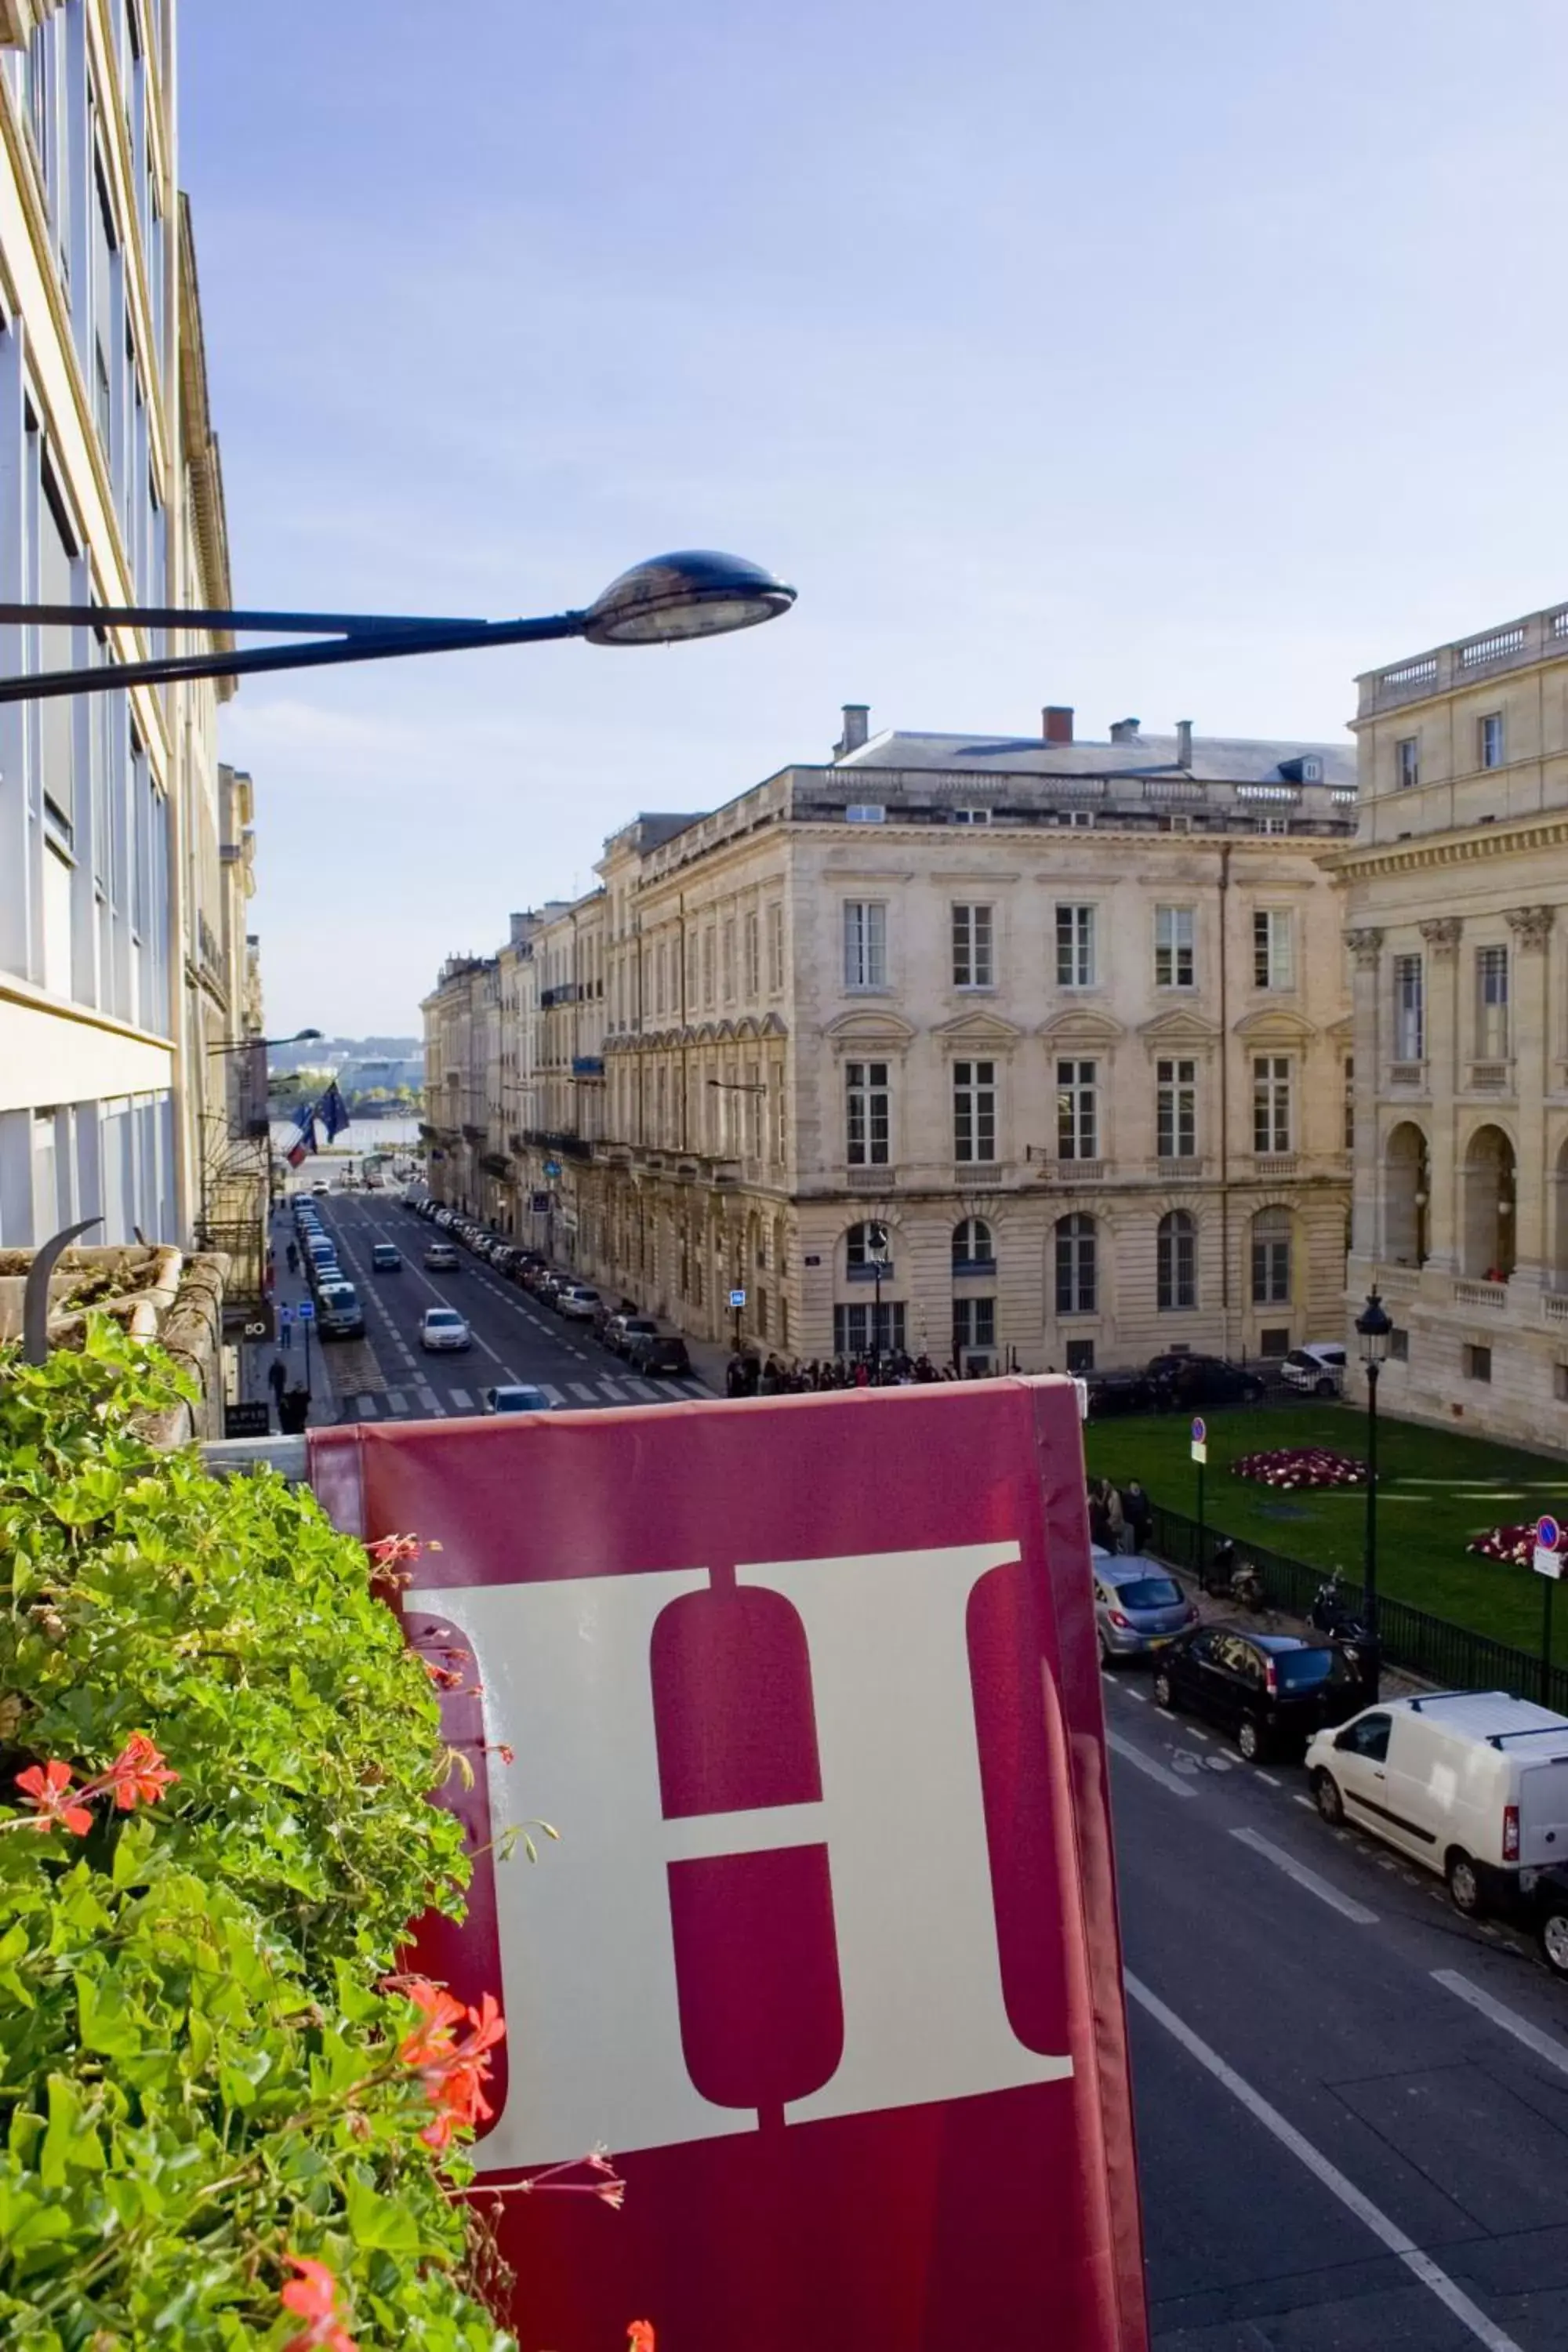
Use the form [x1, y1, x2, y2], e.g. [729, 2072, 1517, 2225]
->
[181, 0, 1568, 1035]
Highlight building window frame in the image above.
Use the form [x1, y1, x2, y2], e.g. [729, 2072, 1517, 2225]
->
[1156, 1058, 1197, 1160]
[951, 902, 995, 989]
[1396, 735, 1420, 790]
[1253, 1056, 1292, 1155]
[843, 899, 888, 991]
[1253, 907, 1294, 991]
[845, 1059, 890, 1167]
[1475, 943, 1509, 1057]
[1479, 712, 1504, 771]
[1055, 902, 1097, 989]
[953, 1058, 997, 1163]
[1054, 1212, 1098, 1316]
[1156, 1209, 1197, 1311]
[1154, 903, 1196, 989]
[1251, 1207, 1292, 1305]
[1392, 953, 1424, 1062]
[1057, 1058, 1098, 1161]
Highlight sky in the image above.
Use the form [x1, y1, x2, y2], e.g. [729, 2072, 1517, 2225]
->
[180, 0, 1568, 1036]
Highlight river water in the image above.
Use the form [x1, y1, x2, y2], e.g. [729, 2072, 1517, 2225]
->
[269, 1116, 423, 1159]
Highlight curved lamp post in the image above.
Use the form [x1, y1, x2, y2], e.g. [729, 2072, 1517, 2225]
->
[206, 1027, 324, 1057]
[0, 551, 797, 703]
[1356, 1287, 1393, 1655]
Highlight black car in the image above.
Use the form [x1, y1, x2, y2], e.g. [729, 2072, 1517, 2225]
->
[1084, 1367, 1154, 1419]
[627, 1333, 693, 1379]
[1145, 1352, 1265, 1410]
[1152, 1624, 1372, 1760]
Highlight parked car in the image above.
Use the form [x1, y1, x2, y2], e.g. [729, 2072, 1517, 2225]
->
[315, 1281, 365, 1340]
[307, 1257, 343, 1293]
[1145, 1353, 1266, 1410]
[310, 1178, 330, 1195]
[1083, 1367, 1154, 1419]
[1305, 1690, 1568, 1916]
[554, 1284, 601, 1321]
[626, 1332, 694, 1379]
[607, 1313, 661, 1358]
[483, 1385, 556, 1414]
[1093, 1557, 1198, 1665]
[370, 1243, 402, 1272]
[424, 1243, 460, 1272]
[1281, 1343, 1348, 1397]
[535, 1272, 569, 1305]
[1152, 1624, 1372, 1761]
[419, 1307, 472, 1352]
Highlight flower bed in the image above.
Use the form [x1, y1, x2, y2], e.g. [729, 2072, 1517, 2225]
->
[1468, 1520, 1568, 1568]
[1232, 1446, 1367, 1490]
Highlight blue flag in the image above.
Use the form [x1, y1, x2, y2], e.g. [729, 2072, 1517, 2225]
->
[319, 1082, 351, 1142]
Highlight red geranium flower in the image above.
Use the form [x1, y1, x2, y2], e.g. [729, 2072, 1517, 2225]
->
[279, 2253, 358, 2352]
[100, 1733, 178, 1812]
[629, 2325, 656, 2352]
[14, 1760, 94, 1836]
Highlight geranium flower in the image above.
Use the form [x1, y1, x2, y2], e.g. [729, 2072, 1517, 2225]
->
[629, 2325, 656, 2352]
[280, 2253, 358, 2352]
[14, 1760, 94, 1835]
[100, 1733, 178, 1811]
[400, 1983, 506, 2150]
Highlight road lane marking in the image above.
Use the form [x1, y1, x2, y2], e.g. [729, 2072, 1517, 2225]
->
[570, 1382, 598, 1402]
[622, 1377, 655, 1398]
[1229, 1827, 1377, 1926]
[1294, 1794, 1316, 1809]
[1126, 1974, 1528, 2352]
[415, 1386, 442, 1415]
[599, 1377, 627, 1400]
[387, 1390, 407, 1414]
[539, 1385, 565, 1406]
[449, 1388, 474, 1411]
[1105, 1730, 1198, 1799]
[1254, 1770, 1281, 1787]
[1433, 1970, 1568, 2079]
[1122, 1688, 1148, 1703]
[1187, 1726, 1210, 1741]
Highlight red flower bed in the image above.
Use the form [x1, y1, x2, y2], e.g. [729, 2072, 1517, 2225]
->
[1232, 1446, 1367, 1490]
[1468, 1520, 1568, 1567]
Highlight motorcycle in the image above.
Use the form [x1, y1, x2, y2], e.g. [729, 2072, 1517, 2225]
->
[1203, 1538, 1265, 1613]
[1308, 1570, 1370, 1643]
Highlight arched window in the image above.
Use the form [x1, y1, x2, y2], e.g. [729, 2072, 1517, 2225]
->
[1251, 1207, 1292, 1305]
[953, 1218, 995, 1274]
[846, 1220, 891, 1269]
[1157, 1210, 1196, 1311]
[1054, 1214, 1097, 1315]
[1463, 1124, 1515, 1280]
[1385, 1122, 1429, 1267]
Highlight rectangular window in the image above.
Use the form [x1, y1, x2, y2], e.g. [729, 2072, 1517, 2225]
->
[1465, 1342, 1492, 1384]
[1479, 713, 1504, 770]
[1157, 1217, 1196, 1311]
[845, 1060, 889, 1167]
[1156, 1058, 1196, 1159]
[1252, 1225, 1291, 1305]
[1343, 1056, 1355, 1152]
[951, 807, 991, 826]
[1253, 1057, 1292, 1154]
[1055, 903, 1096, 988]
[833, 1301, 906, 1356]
[951, 903, 994, 989]
[1396, 736, 1420, 790]
[743, 910, 760, 999]
[1064, 1338, 1095, 1375]
[953, 1296, 996, 1359]
[766, 903, 784, 993]
[1055, 1218, 1097, 1315]
[1475, 944, 1509, 1056]
[953, 1059, 996, 1163]
[720, 917, 735, 1004]
[1057, 1058, 1098, 1161]
[843, 901, 887, 989]
[1154, 904, 1195, 988]
[1253, 909, 1294, 989]
[1392, 954, 1424, 1060]
[701, 927, 716, 1008]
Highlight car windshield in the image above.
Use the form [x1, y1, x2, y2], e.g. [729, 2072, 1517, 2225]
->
[1272, 1649, 1336, 1688]
[1283, 1351, 1315, 1370]
[426, 1311, 461, 1328]
[1116, 1577, 1182, 1610]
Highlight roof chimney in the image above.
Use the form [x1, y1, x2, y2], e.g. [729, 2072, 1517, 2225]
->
[1175, 719, 1193, 768]
[833, 702, 869, 759]
[1109, 717, 1142, 744]
[1043, 705, 1074, 744]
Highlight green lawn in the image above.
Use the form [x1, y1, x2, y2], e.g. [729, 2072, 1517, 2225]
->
[1083, 1403, 1568, 1664]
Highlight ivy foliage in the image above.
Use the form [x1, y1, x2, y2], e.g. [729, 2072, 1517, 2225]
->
[0, 1322, 515, 2350]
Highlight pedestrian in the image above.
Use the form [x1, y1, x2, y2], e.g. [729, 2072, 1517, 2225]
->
[286, 1242, 299, 1276]
[278, 1383, 311, 1436]
[1087, 1479, 1114, 1552]
[725, 1349, 746, 1399]
[278, 1314, 292, 1353]
[759, 1356, 782, 1396]
[1122, 1478, 1152, 1554]
[1104, 1482, 1127, 1551]
[267, 1356, 288, 1408]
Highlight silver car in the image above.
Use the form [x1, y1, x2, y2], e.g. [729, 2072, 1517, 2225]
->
[1093, 1555, 1197, 1665]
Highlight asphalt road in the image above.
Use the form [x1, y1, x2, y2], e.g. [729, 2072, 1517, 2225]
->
[1105, 1667, 1568, 2349]
[299, 1192, 711, 1418]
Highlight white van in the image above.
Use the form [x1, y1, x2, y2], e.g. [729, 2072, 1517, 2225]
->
[1305, 1690, 1568, 1916]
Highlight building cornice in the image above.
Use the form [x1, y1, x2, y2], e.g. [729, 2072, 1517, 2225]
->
[1323, 812, 1568, 882]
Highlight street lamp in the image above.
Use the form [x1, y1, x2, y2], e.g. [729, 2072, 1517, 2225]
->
[866, 1221, 891, 1373]
[0, 551, 796, 703]
[206, 1027, 324, 1055]
[1356, 1288, 1393, 1655]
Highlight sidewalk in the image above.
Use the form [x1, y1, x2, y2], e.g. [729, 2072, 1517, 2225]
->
[240, 1203, 341, 1432]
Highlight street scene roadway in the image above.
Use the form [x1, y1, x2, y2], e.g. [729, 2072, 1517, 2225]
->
[292, 1191, 711, 1420]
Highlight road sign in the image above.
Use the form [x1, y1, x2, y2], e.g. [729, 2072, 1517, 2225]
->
[544, 1159, 562, 1179]
[1190, 1414, 1207, 1465]
[223, 1400, 272, 1439]
[296, 1300, 314, 1322]
[728, 1288, 747, 1308]
[1535, 1515, 1563, 1579]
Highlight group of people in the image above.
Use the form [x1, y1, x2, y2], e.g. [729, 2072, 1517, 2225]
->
[724, 1350, 983, 1397]
[265, 1355, 312, 1435]
[1087, 1475, 1152, 1555]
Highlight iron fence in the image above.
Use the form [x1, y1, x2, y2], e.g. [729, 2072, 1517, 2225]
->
[1148, 1499, 1568, 1713]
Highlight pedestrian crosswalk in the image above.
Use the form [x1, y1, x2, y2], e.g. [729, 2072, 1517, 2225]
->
[345, 1375, 710, 1420]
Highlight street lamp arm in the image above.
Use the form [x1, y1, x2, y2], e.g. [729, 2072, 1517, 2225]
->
[0, 608, 586, 705]
[0, 601, 492, 637]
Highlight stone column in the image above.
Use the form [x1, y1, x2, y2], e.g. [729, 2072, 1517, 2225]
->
[1418, 917, 1462, 1276]
[1505, 906, 1554, 1298]
[1345, 929, 1384, 1266]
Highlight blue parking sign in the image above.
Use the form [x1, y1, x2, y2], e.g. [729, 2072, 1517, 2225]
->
[296, 1301, 314, 1322]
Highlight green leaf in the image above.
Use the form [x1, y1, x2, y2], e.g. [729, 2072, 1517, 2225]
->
[345, 2171, 422, 2253]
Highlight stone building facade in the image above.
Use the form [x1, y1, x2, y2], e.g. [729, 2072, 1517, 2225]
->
[435, 710, 1357, 1373]
[1334, 601, 1568, 1442]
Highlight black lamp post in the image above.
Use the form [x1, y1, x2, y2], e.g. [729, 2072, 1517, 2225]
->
[866, 1222, 891, 1374]
[1356, 1288, 1393, 1650]
[0, 552, 795, 703]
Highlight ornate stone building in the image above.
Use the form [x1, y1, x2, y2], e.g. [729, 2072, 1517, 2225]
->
[1334, 601, 1568, 1440]
[438, 708, 1357, 1372]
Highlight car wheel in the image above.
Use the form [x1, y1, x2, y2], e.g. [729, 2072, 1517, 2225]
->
[1152, 1668, 1175, 1710]
[1312, 1769, 1345, 1824]
[1098, 1632, 1114, 1669]
[1237, 1716, 1263, 1763]
[1541, 1907, 1568, 1978]
[1316, 1377, 1336, 1398]
[1446, 1849, 1483, 1917]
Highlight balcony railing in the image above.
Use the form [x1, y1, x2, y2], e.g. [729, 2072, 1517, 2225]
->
[951, 1257, 996, 1279]
[1454, 1279, 1508, 1311]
